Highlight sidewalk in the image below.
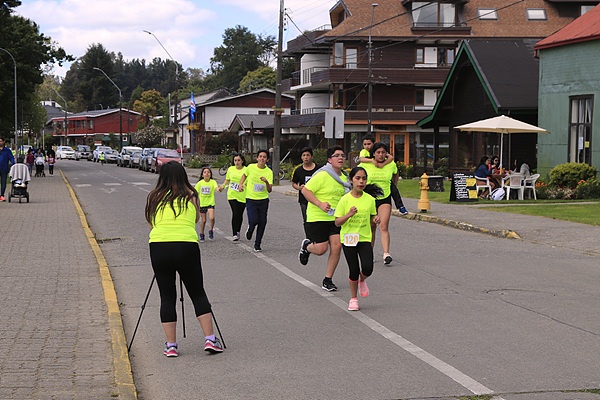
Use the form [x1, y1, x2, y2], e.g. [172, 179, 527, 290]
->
[0, 172, 129, 399]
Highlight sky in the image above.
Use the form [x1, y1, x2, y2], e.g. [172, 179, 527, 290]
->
[16, 0, 337, 78]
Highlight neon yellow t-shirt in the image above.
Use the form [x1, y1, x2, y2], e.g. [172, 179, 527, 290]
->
[304, 170, 348, 222]
[244, 164, 273, 200]
[359, 148, 370, 158]
[149, 200, 198, 243]
[334, 191, 377, 243]
[195, 179, 218, 207]
[225, 165, 247, 203]
[359, 161, 397, 199]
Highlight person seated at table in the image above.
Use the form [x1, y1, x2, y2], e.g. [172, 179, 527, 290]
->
[490, 155, 500, 174]
[475, 156, 492, 179]
[511, 159, 531, 178]
[488, 175, 505, 200]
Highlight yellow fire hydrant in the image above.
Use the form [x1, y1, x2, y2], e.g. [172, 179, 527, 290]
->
[417, 173, 430, 213]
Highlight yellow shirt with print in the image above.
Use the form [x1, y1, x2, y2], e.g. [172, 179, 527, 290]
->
[334, 191, 377, 243]
[304, 170, 348, 222]
[195, 179, 218, 207]
[359, 161, 397, 199]
[244, 164, 273, 200]
[225, 165, 247, 203]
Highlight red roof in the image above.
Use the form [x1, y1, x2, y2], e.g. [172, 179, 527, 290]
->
[535, 4, 600, 50]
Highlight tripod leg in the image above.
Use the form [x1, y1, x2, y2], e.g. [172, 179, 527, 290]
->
[179, 275, 186, 338]
[128, 275, 156, 352]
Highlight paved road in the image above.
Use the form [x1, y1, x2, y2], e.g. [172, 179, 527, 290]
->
[2, 160, 599, 400]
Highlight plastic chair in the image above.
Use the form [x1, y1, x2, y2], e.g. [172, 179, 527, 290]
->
[505, 173, 525, 200]
[475, 176, 491, 197]
[523, 173, 540, 200]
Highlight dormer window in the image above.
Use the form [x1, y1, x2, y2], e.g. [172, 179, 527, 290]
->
[412, 2, 457, 27]
[526, 8, 547, 20]
[477, 8, 498, 20]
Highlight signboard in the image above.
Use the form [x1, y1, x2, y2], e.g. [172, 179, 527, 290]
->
[325, 109, 345, 139]
[449, 173, 478, 202]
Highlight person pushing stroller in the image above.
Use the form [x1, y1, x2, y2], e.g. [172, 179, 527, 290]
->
[34, 149, 46, 177]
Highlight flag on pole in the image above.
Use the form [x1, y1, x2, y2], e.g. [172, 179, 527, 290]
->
[190, 92, 196, 122]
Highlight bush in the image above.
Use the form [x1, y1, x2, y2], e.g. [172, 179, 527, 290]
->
[187, 156, 204, 168]
[574, 178, 600, 199]
[549, 163, 597, 188]
[313, 148, 328, 166]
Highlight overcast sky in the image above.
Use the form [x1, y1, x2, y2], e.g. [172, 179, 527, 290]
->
[16, 0, 336, 77]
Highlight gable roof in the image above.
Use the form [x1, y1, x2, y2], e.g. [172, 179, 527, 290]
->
[534, 4, 600, 50]
[200, 88, 293, 107]
[229, 114, 275, 132]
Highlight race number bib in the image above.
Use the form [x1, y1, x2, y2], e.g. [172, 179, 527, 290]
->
[343, 233, 359, 247]
[229, 182, 240, 191]
[201, 186, 211, 195]
[254, 183, 265, 192]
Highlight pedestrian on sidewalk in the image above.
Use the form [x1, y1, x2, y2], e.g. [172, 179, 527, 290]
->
[47, 153, 55, 176]
[145, 161, 223, 357]
[25, 148, 34, 175]
[238, 149, 273, 252]
[194, 167, 218, 242]
[0, 137, 16, 201]
[298, 146, 350, 292]
[218, 153, 247, 241]
[335, 166, 382, 311]
[291, 147, 321, 225]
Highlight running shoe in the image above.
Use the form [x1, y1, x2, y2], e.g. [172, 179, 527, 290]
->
[253, 245, 262, 253]
[0, 196, 5, 201]
[399, 206, 408, 215]
[348, 298, 359, 311]
[246, 226, 254, 240]
[322, 278, 337, 292]
[298, 239, 311, 265]
[358, 279, 369, 298]
[164, 343, 178, 357]
[384, 254, 393, 265]
[199, 234, 205, 243]
[208, 230, 214, 240]
[233, 233, 240, 241]
[204, 338, 223, 354]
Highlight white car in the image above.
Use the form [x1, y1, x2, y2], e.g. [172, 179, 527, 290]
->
[56, 146, 76, 160]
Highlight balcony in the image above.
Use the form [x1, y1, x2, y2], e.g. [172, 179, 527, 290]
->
[282, 107, 432, 129]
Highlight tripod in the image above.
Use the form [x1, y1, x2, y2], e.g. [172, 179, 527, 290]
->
[127, 275, 226, 352]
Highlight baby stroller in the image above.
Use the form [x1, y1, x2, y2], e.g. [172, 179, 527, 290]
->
[35, 155, 46, 177]
[9, 162, 31, 203]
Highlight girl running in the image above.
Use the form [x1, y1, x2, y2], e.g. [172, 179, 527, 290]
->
[334, 167, 382, 311]
[218, 154, 247, 241]
[194, 167, 219, 242]
[145, 161, 223, 356]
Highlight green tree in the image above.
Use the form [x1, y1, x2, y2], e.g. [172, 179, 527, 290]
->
[239, 66, 276, 93]
[133, 89, 163, 125]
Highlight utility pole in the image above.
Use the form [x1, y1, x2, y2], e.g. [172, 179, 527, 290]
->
[52, 88, 68, 145]
[367, 3, 378, 137]
[273, 0, 284, 184]
[93, 67, 123, 150]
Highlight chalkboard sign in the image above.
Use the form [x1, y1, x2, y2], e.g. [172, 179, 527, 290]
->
[449, 173, 478, 202]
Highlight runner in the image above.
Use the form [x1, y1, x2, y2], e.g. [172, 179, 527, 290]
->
[238, 150, 273, 252]
[334, 166, 382, 311]
[194, 167, 219, 242]
[298, 146, 350, 291]
[218, 154, 247, 241]
[291, 147, 320, 224]
[360, 142, 398, 265]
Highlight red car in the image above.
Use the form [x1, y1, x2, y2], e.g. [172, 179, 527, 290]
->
[151, 149, 181, 173]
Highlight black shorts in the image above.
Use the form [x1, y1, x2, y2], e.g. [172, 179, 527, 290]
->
[199, 205, 215, 214]
[375, 195, 392, 209]
[304, 221, 340, 244]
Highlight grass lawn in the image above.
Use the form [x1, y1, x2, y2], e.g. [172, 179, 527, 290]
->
[397, 179, 600, 226]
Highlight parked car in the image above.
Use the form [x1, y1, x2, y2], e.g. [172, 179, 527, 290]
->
[75, 145, 92, 161]
[143, 148, 165, 172]
[129, 151, 142, 168]
[105, 149, 118, 163]
[93, 146, 113, 162]
[117, 146, 143, 167]
[56, 145, 76, 160]
[151, 149, 180, 173]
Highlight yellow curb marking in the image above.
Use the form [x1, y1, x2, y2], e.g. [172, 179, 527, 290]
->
[61, 170, 138, 400]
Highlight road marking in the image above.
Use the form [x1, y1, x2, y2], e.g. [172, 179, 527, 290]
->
[130, 182, 151, 186]
[75, 184, 92, 187]
[217, 227, 502, 398]
[104, 183, 122, 186]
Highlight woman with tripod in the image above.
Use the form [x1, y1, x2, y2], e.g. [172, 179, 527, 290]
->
[145, 161, 223, 357]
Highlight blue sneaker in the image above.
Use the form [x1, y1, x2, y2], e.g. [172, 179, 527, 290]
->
[208, 230, 214, 240]
[399, 206, 408, 215]
[199, 234, 205, 242]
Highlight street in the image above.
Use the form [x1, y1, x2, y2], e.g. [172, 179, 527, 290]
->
[61, 161, 600, 400]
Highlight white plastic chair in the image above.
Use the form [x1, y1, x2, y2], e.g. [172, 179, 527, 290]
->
[475, 176, 491, 198]
[505, 173, 525, 200]
[523, 173, 540, 200]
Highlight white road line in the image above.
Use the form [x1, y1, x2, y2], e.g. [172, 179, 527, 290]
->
[104, 183, 122, 186]
[75, 184, 92, 187]
[130, 182, 151, 186]
[216, 227, 502, 398]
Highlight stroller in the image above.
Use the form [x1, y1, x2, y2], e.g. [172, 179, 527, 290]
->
[35, 155, 46, 177]
[9, 162, 31, 203]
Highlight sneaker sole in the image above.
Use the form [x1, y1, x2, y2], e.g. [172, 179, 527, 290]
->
[322, 285, 337, 292]
[384, 256, 393, 265]
[204, 346, 223, 354]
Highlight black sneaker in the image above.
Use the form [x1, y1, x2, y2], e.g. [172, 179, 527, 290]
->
[253, 245, 262, 253]
[322, 278, 337, 292]
[298, 239, 311, 265]
[246, 226, 254, 241]
[384, 254, 393, 265]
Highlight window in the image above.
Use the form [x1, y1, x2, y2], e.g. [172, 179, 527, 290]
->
[345, 48, 357, 69]
[526, 8, 547, 20]
[569, 96, 593, 165]
[333, 42, 344, 66]
[258, 110, 267, 115]
[415, 90, 424, 106]
[416, 48, 424, 64]
[581, 5, 595, 15]
[415, 89, 438, 110]
[477, 8, 498, 20]
[412, 2, 456, 27]
[438, 48, 455, 66]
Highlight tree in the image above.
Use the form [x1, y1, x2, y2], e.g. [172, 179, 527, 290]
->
[239, 67, 276, 93]
[135, 125, 164, 148]
[133, 89, 163, 125]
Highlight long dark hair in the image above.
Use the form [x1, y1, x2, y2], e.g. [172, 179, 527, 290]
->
[369, 142, 389, 158]
[477, 156, 490, 168]
[349, 166, 383, 198]
[232, 153, 247, 166]
[145, 161, 197, 224]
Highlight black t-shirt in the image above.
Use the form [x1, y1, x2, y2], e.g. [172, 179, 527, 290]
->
[292, 163, 321, 204]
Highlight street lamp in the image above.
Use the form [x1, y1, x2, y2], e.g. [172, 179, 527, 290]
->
[93, 67, 122, 150]
[143, 30, 182, 156]
[367, 3, 378, 136]
[52, 88, 68, 145]
[0, 47, 18, 152]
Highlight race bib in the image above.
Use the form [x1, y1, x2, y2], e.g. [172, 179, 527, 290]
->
[254, 183, 265, 192]
[229, 182, 240, 191]
[201, 186, 211, 195]
[343, 233, 360, 247]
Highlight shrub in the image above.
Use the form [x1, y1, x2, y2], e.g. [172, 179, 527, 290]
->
[549, 163, 597, 188]
[397, 162, 414, 179]
[313, 148, 328, 166]
[574, 178, 600, 199]
[187, 156, 204, 168]
[535, 181, 576, 200]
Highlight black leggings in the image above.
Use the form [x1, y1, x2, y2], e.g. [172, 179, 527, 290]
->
[228, 199, 246, 236]
[391, 181, 404, 208]
[342, 242, 374, 281]
[246, 198, 269, 247]
[149, 242, 211, 323]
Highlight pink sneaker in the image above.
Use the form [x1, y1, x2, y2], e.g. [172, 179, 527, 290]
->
[163, 343, 178, 357]
[358, 279, 369, 298]
[348, 298, 359, 311]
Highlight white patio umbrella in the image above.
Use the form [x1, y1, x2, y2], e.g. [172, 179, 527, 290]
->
[455, 115, 549, 169]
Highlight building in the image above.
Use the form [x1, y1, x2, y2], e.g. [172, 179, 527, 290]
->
[282, 0, 599, 175]
[535, 4, 600, 176]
